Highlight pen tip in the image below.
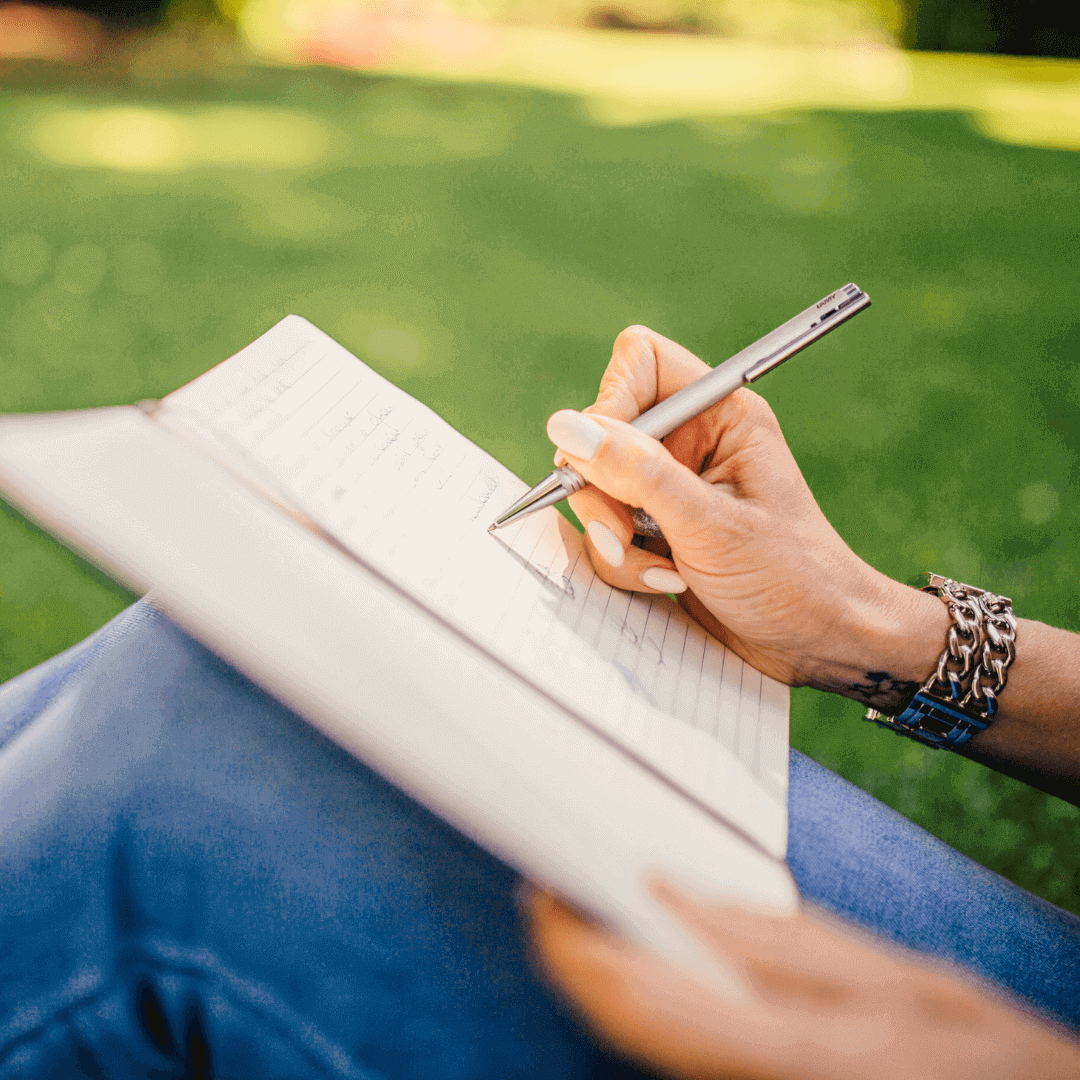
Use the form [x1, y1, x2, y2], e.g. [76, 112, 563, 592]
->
[487, 523, 497, 534]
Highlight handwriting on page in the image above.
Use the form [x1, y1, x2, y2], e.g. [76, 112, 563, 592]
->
[166, 317, 784, 817]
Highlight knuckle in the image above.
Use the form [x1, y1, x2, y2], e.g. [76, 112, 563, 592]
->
[611, 325, 658, 369]
[730, 387, 781, 433]
[599, 329, 660, 421]
[615, 323, 653, 345]
[729, 386, 764, 416]
[588, 561, 622, 588]
[590, 374, 633, 415]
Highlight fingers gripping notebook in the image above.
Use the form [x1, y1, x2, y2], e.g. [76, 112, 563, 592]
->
[0, 316, 797, 991]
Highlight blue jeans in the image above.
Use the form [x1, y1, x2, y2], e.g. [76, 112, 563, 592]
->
[0, 602, 1077, 1078]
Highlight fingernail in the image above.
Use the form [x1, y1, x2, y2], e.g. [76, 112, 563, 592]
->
[586, 520, 625, 568]
[640, 567, 687, 593]
[546, 410, 605, 462]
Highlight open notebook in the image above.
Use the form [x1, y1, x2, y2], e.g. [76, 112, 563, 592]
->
[0, 316, 797, 992]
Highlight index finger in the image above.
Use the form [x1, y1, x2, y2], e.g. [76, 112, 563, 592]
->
[584, 325, 712, 425]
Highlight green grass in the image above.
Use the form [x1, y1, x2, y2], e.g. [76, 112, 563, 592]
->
[1, 58, 1078, 914]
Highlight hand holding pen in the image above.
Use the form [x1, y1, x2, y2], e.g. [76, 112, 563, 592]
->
[486, 286, 910, 691]
[489, 284, 869, 538]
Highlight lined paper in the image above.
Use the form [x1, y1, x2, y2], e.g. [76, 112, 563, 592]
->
[167, 316, 788, 853]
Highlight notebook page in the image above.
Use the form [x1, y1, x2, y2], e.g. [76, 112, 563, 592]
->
[0, 407, 797, 994]
[167, 316, 789, 856]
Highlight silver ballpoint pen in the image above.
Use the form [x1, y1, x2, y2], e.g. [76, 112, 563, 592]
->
[488, 282, 871, 537]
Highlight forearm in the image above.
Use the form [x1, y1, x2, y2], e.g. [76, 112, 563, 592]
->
[958, 618, 1080, 805]
[815, 572, 1080, 803]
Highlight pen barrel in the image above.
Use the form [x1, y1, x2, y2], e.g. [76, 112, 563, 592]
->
[628, 283, 869, 441]
[629, 366, 746, 440]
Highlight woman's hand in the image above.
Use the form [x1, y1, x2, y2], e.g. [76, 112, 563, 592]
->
[552, 325, 948, 710]
[522, 883, 1080, 1080]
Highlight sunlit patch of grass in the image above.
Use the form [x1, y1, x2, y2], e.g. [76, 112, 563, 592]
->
[19, 102, 342, 171]
[229, 12, 1080, 152]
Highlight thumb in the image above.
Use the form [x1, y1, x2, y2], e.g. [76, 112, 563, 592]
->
[547, 410, 725, 540]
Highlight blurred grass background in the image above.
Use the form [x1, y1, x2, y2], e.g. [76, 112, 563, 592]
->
[1, 18, 1079, 917]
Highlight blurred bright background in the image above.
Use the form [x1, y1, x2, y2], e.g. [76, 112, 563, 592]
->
[1, 0, 1079, 916]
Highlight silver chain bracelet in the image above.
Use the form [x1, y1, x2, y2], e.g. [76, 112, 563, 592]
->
[865, 574, 1018, 748]
[924, 575, 1018, 717]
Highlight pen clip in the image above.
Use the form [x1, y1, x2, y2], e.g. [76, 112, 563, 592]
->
[743, 285, 869, 383]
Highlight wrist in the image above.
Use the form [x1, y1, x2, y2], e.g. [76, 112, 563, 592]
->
[808, 568, 949, 711]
